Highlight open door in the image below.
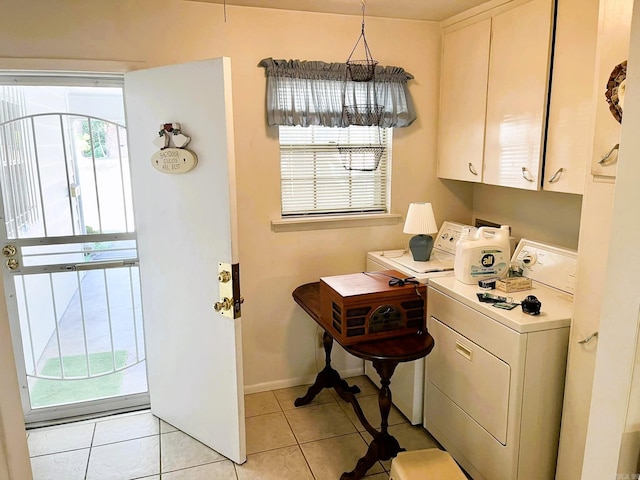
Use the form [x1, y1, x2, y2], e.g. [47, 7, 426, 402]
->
[124, 58, 245, 464]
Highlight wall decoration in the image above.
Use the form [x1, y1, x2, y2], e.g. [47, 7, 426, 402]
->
[605, 60, 627, 123]
[151, 123, 197, 174]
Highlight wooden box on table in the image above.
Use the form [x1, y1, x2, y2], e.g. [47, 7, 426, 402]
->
[319, 270, 426, 345]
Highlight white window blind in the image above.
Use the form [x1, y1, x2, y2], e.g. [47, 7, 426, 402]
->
[279, 125, 391, 216]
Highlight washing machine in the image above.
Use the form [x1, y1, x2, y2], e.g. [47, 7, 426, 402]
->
[365, 221, 468, 424]
[425, 239, 577, 480]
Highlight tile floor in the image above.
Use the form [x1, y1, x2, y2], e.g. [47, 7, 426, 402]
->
[27, 375, 442, 480]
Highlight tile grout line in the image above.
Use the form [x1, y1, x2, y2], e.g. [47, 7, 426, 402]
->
[29, 445, 91, 459]
[84, 422, 97, 480]
[158, 417, 162, 478]
[267, 390, 317, 479]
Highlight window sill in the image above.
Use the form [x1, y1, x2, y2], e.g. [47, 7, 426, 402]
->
[271, 213, 402, 232]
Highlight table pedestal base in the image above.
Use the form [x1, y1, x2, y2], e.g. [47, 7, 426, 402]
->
[295, 331, 404, 480]
[340, 434, 402, 479]
[340, 359, 404, 479]
[295, 331, 361, 407]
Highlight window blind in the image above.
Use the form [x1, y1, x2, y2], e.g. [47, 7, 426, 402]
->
[279, 125, 391, 216]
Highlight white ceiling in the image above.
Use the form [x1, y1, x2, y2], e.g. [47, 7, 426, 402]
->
[188, 0, 494, 22]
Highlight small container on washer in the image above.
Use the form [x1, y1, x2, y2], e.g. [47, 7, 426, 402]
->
[478, 277, 498, 290]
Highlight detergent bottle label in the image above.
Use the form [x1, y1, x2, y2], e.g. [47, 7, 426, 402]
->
[469, 249, 508, 277]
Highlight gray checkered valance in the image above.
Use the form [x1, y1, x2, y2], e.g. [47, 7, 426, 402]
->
[258, 58, 416, 128]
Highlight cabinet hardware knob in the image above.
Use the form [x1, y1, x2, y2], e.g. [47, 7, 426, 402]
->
[548, 168, 564, 183]
[578, 332, 598, 344]
[598, 143, 619, 165]
[521, 167, 535, 182]
[468, 163, 478, 176]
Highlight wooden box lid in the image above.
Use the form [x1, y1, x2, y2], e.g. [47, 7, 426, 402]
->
[320, 270, 417, 298]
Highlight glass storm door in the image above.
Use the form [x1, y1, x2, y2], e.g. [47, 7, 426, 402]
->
[0, 82, 149, 425]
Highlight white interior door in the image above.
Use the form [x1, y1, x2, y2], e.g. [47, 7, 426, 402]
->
[124, 58, 245, 464]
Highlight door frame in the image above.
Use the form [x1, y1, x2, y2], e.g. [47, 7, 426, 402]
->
[0, 67, 141, 479]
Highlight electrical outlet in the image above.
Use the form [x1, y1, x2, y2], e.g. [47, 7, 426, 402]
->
[317, 332, 324, 348]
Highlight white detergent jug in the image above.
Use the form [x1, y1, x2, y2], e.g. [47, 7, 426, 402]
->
[454, 225, 511, 284]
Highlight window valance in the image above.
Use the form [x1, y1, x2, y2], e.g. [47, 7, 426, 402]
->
[258, 58, 416, 128]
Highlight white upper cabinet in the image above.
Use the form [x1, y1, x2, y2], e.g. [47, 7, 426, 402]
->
[438, 0, 555, 190]
[483, 0, 554, 190]
[437, 0, 632, 193]
[544, 0, 600, 194]
[590, 0, 633, 178]
[437, 19, 491, 183]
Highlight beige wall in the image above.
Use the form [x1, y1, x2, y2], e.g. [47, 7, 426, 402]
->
[472, 183, 583, 249]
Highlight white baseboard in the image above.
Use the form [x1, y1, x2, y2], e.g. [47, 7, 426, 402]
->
[243, 367, 365, 395]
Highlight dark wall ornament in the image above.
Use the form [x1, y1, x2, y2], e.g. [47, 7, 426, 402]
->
[605, 60, 627, 123]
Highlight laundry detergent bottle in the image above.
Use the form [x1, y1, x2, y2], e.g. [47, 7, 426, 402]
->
[454, 225, 511, 284]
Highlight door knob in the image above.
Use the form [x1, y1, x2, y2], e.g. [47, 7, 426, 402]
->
[214, 297, 233, 312]
[6, 258, 19, 270]
[2, 245, 16, 257]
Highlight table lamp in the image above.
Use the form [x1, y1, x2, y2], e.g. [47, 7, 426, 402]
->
[403, 202, 438, 261]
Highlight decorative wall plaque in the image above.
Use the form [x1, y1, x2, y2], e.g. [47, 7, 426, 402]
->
[151, 123, 198, 174]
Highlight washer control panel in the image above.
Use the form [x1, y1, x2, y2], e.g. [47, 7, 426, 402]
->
[433, 222, 471, 255]
[512, 240, 577, 294]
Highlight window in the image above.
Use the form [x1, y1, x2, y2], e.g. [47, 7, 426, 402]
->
[279, 125, 391, 217]
[260, 58, 413, 222]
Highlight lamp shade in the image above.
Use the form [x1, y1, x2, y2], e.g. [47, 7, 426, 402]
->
[403, 203, 438, 235]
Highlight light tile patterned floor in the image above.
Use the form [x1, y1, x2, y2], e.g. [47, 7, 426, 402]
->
[28, 376, 441, 480]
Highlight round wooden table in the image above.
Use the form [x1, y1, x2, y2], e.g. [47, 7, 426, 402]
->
[292, 282, 434, 480]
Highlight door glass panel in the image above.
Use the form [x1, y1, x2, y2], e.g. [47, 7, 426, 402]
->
[0, 116, 43, 240]
[17, 266, 146, 409]
[33, 115, 75, 238]
[0, 83, 147, 420]
[68, 115, 132, 234]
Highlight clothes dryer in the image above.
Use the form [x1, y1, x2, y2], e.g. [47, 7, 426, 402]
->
[425, 240, 577, 480]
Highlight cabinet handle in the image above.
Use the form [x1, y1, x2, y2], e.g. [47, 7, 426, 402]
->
[548, 168, 564, 183]
[521, 167, 535, 182]
[598, 143, 619, 165]
[455, 341, 473, 361]
[578, 332, 598, 344]
[468, 163, 478, 176]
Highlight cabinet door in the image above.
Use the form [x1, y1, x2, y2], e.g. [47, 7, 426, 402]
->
[483, 0, 554, 190]
[590, 0, 633, 177]
[437, 19, 491, 182]
[544, 0, 599, 194]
